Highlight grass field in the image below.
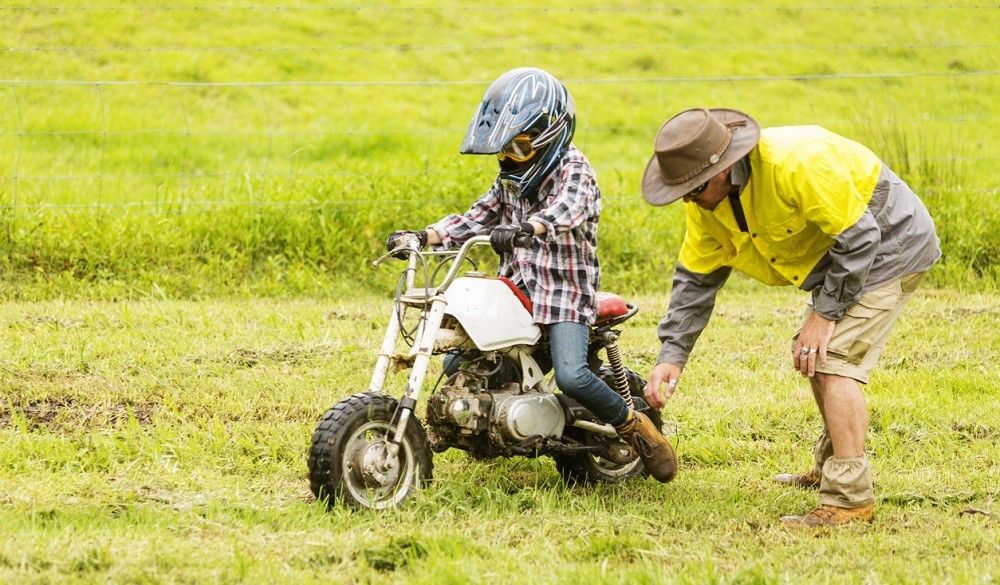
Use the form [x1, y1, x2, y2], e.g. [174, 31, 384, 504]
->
[2, 286, 998, 583]
[2, 1, 999, 583]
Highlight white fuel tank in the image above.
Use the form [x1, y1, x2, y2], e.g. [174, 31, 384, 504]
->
[443, 276, 541, 351]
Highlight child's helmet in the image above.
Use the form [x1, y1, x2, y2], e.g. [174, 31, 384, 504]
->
[460, 67, 576, 199]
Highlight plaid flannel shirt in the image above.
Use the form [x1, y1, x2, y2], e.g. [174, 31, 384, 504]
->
[429, 146, 601, 325]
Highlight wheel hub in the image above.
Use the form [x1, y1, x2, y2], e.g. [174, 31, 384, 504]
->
[355, 441, 401, 488]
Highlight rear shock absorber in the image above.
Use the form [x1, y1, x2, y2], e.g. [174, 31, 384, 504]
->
[600, 330, 634, 409]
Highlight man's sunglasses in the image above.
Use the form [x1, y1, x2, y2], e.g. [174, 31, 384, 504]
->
[496, 133, 537, 163]
[685, 181, 708, 199]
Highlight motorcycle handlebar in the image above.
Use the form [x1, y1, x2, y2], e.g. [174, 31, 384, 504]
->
[378, 233, 531, 293]
[435, 235, 493, 291]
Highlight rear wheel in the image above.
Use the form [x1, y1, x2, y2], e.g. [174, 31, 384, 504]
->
[309, 392, 433, 510]
[554, 367, 664, 485]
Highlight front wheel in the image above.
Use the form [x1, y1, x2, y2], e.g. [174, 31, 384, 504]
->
[308, 392, 433, 510]
[554, 366, 664, 485]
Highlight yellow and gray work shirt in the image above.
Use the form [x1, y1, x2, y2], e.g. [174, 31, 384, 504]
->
[657, 125, 940, 366]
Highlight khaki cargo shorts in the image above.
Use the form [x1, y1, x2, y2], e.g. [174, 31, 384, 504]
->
[795, 272, 924, 384]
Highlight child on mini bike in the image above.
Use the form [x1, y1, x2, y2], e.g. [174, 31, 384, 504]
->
[386, 67, 676, 483]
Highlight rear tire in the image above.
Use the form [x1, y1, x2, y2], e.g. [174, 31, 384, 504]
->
[309, 392, 433, 510]
[554, 367, 664, 485]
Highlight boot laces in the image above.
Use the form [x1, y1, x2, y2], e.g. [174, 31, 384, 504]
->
[809, 506, 839, 522]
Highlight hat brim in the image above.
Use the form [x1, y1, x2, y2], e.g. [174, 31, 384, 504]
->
[641, 109, 761, 206]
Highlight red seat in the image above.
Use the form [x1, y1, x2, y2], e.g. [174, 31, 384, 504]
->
[595, 292, 630, 324]
[498, 276, 533, 315]
[497, 281, 629, 323]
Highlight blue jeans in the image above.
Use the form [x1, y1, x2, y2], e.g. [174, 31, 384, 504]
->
[443, 321, 629, 426]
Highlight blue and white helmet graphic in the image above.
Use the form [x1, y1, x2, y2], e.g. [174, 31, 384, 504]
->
[460, 67, 576, 199]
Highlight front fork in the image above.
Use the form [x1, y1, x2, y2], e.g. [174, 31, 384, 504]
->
[369, 295, 448, 459]
[369, 250, 419, 394]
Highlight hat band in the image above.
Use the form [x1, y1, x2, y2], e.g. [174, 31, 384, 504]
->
[660, 121, 744, 186]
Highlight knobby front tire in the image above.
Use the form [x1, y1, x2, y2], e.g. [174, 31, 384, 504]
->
[308, 392, 433, 510]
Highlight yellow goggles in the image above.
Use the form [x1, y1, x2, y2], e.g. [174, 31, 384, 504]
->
[496, 133, 537, 163]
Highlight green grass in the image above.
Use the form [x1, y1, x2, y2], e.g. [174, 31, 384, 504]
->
[1, 0, 999, 297]
[1, 2, 998, 582]
[1, 286, 998, 583]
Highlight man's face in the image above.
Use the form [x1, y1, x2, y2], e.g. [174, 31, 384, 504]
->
[681, 167, 732, 211]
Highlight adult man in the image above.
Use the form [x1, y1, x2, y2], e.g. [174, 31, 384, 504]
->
[640, 108, 939, 526]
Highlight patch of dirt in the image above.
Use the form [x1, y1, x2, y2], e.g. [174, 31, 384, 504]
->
[171, 400, 325, 424]
[951, 422, 999, 440]
[33, 316, 86, 328]
[324, 309, 366, 322]
[193, 341, 342, 368]
[0, 367, 95, 384]
[0, 395, 159, 431]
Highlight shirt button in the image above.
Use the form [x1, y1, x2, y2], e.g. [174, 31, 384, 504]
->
[793, 275, 799, 281]
[751, 233, 758, 238]
[770, 258, 776, 263]
[786, 228, 793, 234]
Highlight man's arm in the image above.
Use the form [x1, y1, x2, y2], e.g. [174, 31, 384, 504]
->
[645, 263, 730, 408]
[811, 210, 881, 320]
[657, 263, 731, 364]
[793, 210, 880, 377]
[786, 151, 882, 319]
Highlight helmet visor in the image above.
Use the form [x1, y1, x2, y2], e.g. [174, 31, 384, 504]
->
[496, 133, 537, 163]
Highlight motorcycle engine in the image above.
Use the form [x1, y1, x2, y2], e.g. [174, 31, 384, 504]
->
[427, 353, 567, 456]
[492, 391, 565, 441]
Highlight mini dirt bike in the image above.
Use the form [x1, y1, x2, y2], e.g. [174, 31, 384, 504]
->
[308, 234, 664, 509]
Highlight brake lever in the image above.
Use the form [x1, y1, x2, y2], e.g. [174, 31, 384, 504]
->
[372, 244, 418, 268]
[371, 249, 402, 268]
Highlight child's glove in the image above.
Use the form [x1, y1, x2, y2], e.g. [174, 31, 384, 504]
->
[386, 230, 428, 259]
[489, 223, 534, 255]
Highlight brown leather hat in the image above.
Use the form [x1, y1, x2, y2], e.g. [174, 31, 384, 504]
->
[641, 108, 760, 206]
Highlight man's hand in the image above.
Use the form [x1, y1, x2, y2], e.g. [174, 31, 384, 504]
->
[489, 223, 534, 255]
[386, 230, 428, 259]
[645, 362, 683, 409]
[793, 309, 836, 377]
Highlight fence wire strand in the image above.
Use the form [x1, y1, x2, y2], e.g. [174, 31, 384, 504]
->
[4, 42, 998, 53]
[1, 3, 997, 12]
[2, 70, 998, 87]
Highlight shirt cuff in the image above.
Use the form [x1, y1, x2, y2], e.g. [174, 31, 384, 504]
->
[426, 225, 454, 249]
[657, 343, 690, 367]
[811, 292, 850, 321]
[528, 214, 563, 242]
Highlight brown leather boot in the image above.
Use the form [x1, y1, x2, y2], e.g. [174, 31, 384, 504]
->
[780, 503, 874, 528]
[614, 410, 677, 483]
[773, 468, 821, 489]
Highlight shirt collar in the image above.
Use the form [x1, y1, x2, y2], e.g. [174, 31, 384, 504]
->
[729, 155, 751, 195]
